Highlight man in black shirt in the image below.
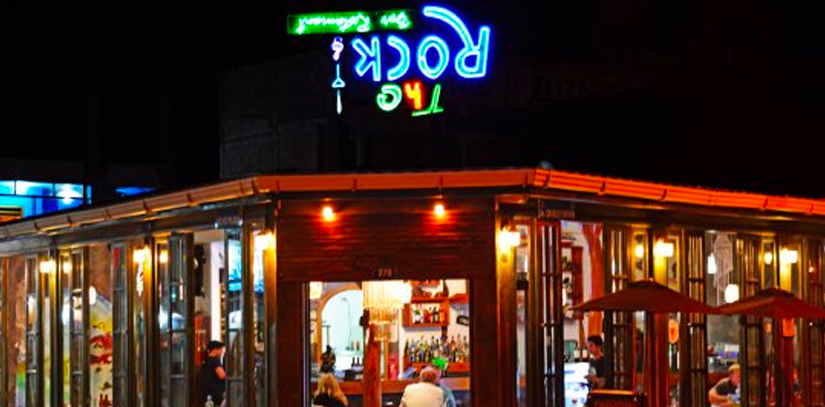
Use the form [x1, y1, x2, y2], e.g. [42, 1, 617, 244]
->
[586, 335, 606, 390]
[200, 340, 227, 406]
[708, 364, 740, 407]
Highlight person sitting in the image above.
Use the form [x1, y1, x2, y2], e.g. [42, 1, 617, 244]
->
[312, 373, 349, 407]
[400, 367, 445, 407]
[708, 364, 740, 407]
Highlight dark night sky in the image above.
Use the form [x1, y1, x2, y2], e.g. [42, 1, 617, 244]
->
[2, 2, 825, 197]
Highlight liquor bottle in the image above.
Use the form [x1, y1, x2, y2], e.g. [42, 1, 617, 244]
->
[433, 306, 440, 323]
[449, 335, 457, 362]
[463, 335, 470, 362]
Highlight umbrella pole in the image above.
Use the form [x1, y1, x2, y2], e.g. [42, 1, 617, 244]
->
[645, 311, 667, 407]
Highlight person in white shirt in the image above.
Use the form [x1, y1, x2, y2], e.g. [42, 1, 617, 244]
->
[400, 367, 445, 407]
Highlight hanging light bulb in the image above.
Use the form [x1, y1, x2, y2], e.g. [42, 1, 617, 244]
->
[433, 203, 446, 219]
[724, 284, 740, 304]
[321, 206, 336, 222]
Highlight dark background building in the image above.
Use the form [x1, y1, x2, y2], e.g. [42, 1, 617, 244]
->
[2, 1, 825, 197]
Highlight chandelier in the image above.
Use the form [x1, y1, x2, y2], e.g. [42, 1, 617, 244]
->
[362, 280, 412, 341]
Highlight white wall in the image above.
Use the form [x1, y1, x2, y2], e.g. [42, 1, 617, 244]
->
[321, 290, 364, 369]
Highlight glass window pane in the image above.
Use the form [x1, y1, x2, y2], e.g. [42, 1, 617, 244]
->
[90, 244, 113, 406]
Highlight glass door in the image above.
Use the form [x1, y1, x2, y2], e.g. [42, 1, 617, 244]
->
[737, 235, 765, 407]
[680, 230, 707, 407]
[536, 222, 563, 407]
[158, 235, 194, 407]
[604, 225, 634, 390]
[111, 244, 131, 407]
[223, 228, 245, 407]
[803, 238, 824, 407]
[0, 258, 6, 407]
[25, 256, 43, 407]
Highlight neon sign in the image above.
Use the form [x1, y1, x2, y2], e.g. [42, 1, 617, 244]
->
[292, 5, 490, 117]
[288, 10, 414, 35]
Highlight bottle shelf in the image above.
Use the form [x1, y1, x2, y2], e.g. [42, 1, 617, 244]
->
[402, 299, 449, 327]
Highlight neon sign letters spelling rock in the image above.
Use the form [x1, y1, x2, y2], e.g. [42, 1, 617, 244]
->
[290, 5, 490, 117]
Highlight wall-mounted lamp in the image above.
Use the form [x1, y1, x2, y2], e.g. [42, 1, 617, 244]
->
[39, 259, 55, 274]
[653, 240, 674, 258]
[254, 232, 276, 251]
[309, 282, 324, 300]
[707, 253, 717, 275]
[133, 246, 150, 264]
[321, 206, 336, 222]
[62, 259, 72, 274]
[497, 227, 521, 252]
[763, 252, 774, 265]
[158, 250, 169, 265]
[780, 249, 798, 265]
[634, 244, 645, 259]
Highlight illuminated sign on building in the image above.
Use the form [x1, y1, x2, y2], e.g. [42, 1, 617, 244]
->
[287, 10, 414, 35]
[288, 5, 491, 117]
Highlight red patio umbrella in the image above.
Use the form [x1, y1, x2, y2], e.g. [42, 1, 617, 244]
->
[572, 279, 715, 407]
[571, 279, 716, 314]
[716, 287, 825, 407]
[716, 287, 825, 319]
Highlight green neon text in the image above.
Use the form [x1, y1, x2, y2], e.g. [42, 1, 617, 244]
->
[379, 11, 411, 30]
[288, 10, 413, 35]
[376, 84, 403, 112]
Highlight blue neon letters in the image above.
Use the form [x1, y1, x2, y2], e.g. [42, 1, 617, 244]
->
[352, 36, 382, 82]
[351, 5, 490, 82]
[386, 35, 410, 81]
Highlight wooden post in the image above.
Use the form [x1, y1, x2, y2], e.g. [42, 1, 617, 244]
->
[363, 313, 382, 407]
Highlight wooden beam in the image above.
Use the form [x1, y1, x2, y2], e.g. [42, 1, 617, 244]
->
[277, 282, 308, 407]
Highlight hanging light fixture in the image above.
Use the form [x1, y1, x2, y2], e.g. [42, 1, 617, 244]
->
[724, 284, 740, 304]
[362, 280, 412, 341]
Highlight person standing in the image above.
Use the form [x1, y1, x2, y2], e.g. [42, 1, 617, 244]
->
[585, 335, 606, 390]
[200, 340, 227, 406]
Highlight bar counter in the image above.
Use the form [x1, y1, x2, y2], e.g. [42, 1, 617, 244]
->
[312, 377, 471, 395]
